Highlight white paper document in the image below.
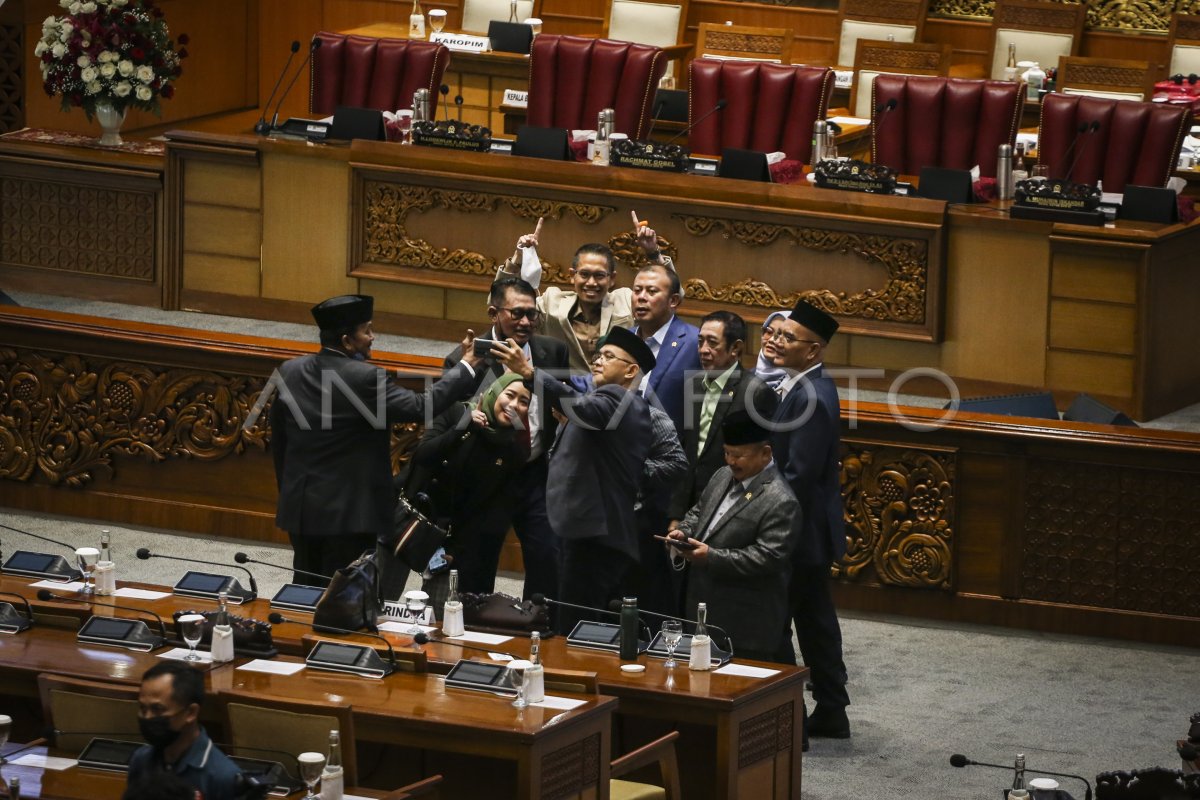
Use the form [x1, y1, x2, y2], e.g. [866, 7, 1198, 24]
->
[532, 695, 588, 711]
[451, 630, 513, 645]
[714, 663, 780, 679]
[237, 659, 305, 675]
[159, 647, 213, 664]
[12, 753, 78, 771]
[30, 580, 84, 591]
[488, 652, 514, 662]
[114, 587, 171, 599]
[378, 621, 436, 635]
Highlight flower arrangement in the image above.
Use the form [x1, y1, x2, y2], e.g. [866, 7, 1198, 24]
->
[35, 0, 188, 120]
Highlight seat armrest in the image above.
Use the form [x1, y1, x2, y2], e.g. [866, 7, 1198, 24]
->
[611, 730, 681, 799]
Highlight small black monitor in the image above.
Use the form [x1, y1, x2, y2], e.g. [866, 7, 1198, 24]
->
[1121, 185, 1178, 224]
[653, 89, 688, 123]
[488, 21, 534, 55]
[916, 166, 974, 203]
[513, 125, 571, 161]
[718, 148, 771, 182]
[327, 106, 386, 142]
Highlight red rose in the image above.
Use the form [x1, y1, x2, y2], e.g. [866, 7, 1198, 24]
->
[131, 47, 145, 60]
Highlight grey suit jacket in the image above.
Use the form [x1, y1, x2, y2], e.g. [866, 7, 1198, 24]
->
[676, 464, 799, 654]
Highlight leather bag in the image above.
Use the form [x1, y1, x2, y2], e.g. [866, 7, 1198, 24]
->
[461, 592, 552, 635]
[313, 549, 382, 632]
[391, 490, 449, 571]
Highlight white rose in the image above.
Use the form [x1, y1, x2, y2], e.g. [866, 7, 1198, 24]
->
[80, 66, 97, 82]
[135, 84, 152, 101]
[113, 81, 132, 97]
[43, 15, 58, 30]
[99, 62, 116, 78]
[86, 79, 102, 94]
[34, 41, 48, 57]
[68, 2, 81, 14]
[135, 64, 154, 83]
[58, 0, 71, 8]
[118, 59, 133, 77]
[100, 50, 116, 63]
[113, 0, 128, 6]
[81, 1, 97, 11]
[77, 54, 91, 67]
[59, 22, 72, 42]
[51, 42, 67, 58]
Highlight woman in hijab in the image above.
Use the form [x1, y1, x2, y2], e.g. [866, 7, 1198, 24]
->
[756, 310, 791, 390]
[393, 373, 532, 605]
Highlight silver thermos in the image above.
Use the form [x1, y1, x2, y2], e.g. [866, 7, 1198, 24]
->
[412, 88, 431, 122]
[812, 119, 828, 166]
[996, 143, 1014, 201]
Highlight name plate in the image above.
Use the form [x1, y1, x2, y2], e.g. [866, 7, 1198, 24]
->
[412, 120, 493, 152]
[502, 89, 528, 108]
[430, 32, 490, 53]
[834, 69, 854, 89]
[610, 139, 687, 172]
[813, 159, 897, 194]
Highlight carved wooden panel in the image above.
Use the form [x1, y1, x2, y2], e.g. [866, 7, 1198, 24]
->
[1022, 459, 1200, 616]
[0, 347, 423, 489]
[838, 441, 957, 589]
[674, 214, 929, 325]
[0, 176, 156, 280]
[540, 732, 601, 798]
[703, 30, 790, 55]
[1176, 15, 1200, 40]
[1061, 62, 1149, 91]
[0, 22, 22, 134]
[858, 42, 947, 70]
[844, 0, 926, 21]
[359, 180, 614, 284]
[930, 0, 1168, 33]
[738, 702, 794, 768]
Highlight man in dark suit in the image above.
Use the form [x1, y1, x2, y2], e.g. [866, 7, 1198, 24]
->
[497, 326, 655, 634]
[632, 265, 701, 436]
[769, 298, 851, 740]
[668, 411, 799, 663]
[441, 277, 570, 600]
[668, 310, 778, 526]
[270, 294, 481, 585]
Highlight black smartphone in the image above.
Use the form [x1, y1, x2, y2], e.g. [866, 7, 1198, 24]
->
[653, 534, 698, 551]
[473, 338, 502, 357]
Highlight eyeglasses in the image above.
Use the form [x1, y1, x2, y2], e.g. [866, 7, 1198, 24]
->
[591, 350, 635, 366]
[499, 307, 541, 322]
[571, 269, 612, 283]
[762, 329, 821, 346]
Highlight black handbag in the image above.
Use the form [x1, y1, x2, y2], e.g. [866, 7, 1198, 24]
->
[460, 592, 553, 635]
[313, 549, 382, 632]
[391, 490, 450, 571]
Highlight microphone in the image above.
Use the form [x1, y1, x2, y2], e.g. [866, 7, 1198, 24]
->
[37, 589, 168, 643]
[1055, 121, 1088, 178]
[412, 631, 519, 660]
[440, 84, 451, 121]
[233, 551, 331, 585]
[950, 754, 1092, 800]
[873, 98, 898, 131]
[0, 590, 35, 632]
[531, 594, 652, 640]
[2, 736, 58, 763]
[268, 612, 397, 670]
[644, 97, 668, 142]
[0, 521, 84, 557]
[255, 40, 301, 135]
[268, 36, 322, 132]
[1064, 120, 1101, 184]
[454, 94, 464, 122]
[664, 98, 728, 145]
[137, 547, 258, 598]
[606, 600, 735, 654]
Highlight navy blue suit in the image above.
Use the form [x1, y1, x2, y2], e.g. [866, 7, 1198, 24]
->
[638, 315, 701, 436]
[771, 364, 850, 712]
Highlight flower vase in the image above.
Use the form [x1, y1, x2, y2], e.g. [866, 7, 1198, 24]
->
[94, 101, 127, 147]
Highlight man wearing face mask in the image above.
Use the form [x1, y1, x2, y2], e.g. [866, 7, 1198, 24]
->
[127, 661, 242, 800]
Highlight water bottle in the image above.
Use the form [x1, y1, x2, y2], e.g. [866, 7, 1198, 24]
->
[619, 597, 639, 660]
[1012, 753, 1026, 791]
[409, 0, 426, 38]
[211, 590, 235, 663]
[322, 730, 344, 800]
[689, 602, 712, 670]
[525, 630, 545, 702]
[95, 528, 116, 595]
[811, 119, 828, 166]
[412, 89, 430, 123]
[442, 569, 465, 636]
[997, 144, 1014, 201]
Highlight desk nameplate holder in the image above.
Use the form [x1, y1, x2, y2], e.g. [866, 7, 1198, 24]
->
[3, 550, 83, 582]
[77, 615, 166, 652]
[172, 571, 254, 604]
[444, 658, 518, 697]
[0, 603, 32, 634]
[565, 620, 649, 656]
[269, 583, 324, 613]
[644, 630, 732, 668]
[305, 640, 394, 679]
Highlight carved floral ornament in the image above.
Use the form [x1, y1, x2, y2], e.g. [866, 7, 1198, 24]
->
[928, 0, 1180, 33]
[837, 442, 956, 589]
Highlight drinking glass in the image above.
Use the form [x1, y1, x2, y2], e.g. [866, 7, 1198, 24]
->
[661, 620, 683, 669]
[524, 17, 543, 36]
[397, 111, 413, 145]
[429, 9, 447, 34]
[508, 659, 532, 709]
[75, 547, 100, 595]
[297, 751, 326, 800]
[0, 714, 11, 764]
[404, 590, 429, 635]
[178, 614, 205, 662]
[1031, 164, 1050, 181]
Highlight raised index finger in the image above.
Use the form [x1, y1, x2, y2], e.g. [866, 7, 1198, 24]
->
[630, 209, 641, 229]
[533, 216, 544, 238]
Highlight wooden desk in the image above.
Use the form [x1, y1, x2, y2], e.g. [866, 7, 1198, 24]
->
[209, 657, 614, 800]
[0, 744, 127, 800]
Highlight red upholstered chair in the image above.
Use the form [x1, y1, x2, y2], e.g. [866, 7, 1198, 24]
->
[1036, 93, 1192, 193]
[870, 74, 1026, 178]
[309, 31, 451, 117]
[687, 58, 834, 162]
[526, 35, 668, 140]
